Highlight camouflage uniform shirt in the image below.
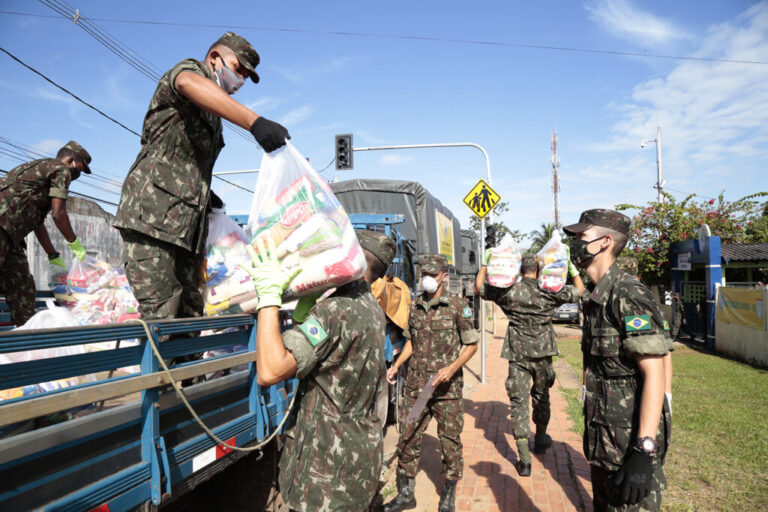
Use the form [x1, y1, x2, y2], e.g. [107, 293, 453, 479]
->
[582, 263, 671, 473]
[114, 59, 224, 253]
[0, 158, 71, 243]
[480, 277, 580, 361]
[405, 292, 479, 399]
[279, 279, 387, 512]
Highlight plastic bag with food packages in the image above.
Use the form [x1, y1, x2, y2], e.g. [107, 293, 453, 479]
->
[536, 231, 568, 292]
[487, 233, 522, 288]
[246, 142, 365, 301]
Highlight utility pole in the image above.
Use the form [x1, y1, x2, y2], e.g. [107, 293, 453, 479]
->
[641, 125, 665, 203]
[551, 129, 561, 228]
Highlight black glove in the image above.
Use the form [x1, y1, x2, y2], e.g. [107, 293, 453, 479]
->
[611, 448, 655, 505]
[249, 117, 290, 153]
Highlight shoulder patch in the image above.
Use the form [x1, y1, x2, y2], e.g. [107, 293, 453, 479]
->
[625, 315, 651, 332]
[463, 306, 473, 318]
[298, 317, 329, 347]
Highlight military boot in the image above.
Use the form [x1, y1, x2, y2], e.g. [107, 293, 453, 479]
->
[380, 473, 416, 512]
[438, 479, 457, 512]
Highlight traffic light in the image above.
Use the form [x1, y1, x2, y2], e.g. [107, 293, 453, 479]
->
[335, 134, 353, 170]
[485, 225, 496, 249]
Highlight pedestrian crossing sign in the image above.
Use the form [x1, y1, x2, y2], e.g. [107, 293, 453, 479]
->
[463, 179, 501, 219]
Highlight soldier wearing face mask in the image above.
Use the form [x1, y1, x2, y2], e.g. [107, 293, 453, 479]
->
[0, 140, 91, 325]
[382, 255, 479, 512]
[114, 32, 290, 321]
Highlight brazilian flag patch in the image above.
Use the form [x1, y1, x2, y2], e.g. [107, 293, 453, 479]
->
[663, 320, 670, 331]
[463, 307, 473, 318]
[299, 317, 329, 347]
[625, 315, 651, 332]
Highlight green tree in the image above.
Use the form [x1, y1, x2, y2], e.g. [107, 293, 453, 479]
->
[469, 201, 526, 244]
[528, 222, 558, 252]
[616, 191, 768, 284]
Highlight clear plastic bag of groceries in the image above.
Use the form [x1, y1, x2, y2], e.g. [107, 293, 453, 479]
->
[205, 206, 249, 288]
[536, 231, 568, 292]
[487, 233, 521, 288]
[247, 142, 365, 301]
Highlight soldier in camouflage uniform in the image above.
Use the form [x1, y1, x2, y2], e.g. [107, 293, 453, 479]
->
[474, 253, 585, 476]
[382, 255, 479, 512]
[0, 141, 91, 326]
[564, 209, 671, 511]
[248, 230, 395, 512]
[114, 32, 290, 320]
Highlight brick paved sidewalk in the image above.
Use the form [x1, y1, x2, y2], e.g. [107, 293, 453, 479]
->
[381, 313, 593, 512]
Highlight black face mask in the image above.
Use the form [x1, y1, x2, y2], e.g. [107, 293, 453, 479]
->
[69, 164, 81, 182]
[567, 235, 607, 269]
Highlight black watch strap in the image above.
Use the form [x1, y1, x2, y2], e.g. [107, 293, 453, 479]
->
[635, 436, 658, 455]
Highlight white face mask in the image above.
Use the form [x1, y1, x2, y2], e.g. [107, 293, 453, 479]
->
[421, 273, 445, 294]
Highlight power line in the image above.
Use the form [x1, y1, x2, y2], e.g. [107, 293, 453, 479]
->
[3, 8, 767, 66]
[0, 47, 142, 137]
[213, 174, 253, 193]
[316, 156, 336, 174]
[38, 2, 257, 146]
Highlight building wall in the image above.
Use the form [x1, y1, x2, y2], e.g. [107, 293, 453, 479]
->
[716, 319, 768, 368]
[24, 197, 123, 289]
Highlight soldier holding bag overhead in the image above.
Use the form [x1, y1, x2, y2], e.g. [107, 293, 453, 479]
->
[114, 31, 290, 320]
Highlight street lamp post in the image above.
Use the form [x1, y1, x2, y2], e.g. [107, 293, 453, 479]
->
[641, 125, 664, 203]
[352, 142, 492, 384]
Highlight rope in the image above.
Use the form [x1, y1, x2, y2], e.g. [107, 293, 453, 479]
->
[130, 318, 297, 452]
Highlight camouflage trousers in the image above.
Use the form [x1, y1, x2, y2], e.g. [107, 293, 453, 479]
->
[505, 357, 556, 440]
[0, 228, 35, 326]
[397, 396, 464, 480]
[120, 229, 204, 321]
[591, 465, 665, 511]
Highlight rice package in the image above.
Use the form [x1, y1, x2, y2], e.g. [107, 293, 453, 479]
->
[536, 232, 568, 292]
[487, 234, 521, 288]
[247, 142, 365, 300]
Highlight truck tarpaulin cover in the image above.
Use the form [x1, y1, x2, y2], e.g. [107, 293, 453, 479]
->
[330, 179, 463, 270]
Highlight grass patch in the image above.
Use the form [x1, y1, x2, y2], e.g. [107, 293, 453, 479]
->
[555, 338, 768, 512]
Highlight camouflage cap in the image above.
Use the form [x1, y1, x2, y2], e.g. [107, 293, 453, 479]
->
[356, 230, 396, 267]
[563, 208, 630, 236]
[61, 140, 91, 174]
[421, 254, 448, 274]
[214, 31, 260, 83]
[521, 253, 537, 268]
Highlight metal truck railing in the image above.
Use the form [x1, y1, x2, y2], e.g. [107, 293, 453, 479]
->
[0, 314, 296, 511]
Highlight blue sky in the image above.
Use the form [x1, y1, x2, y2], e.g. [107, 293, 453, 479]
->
[1, 0, 766, 241]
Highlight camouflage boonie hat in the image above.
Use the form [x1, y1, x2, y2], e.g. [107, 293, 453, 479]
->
[214, 31, 260, 83]
[421, 254, 447, 274]
[521, 253, 537, 268]
[356, 230, 396, 267]
[61, 140, 91, 174]
[563, 208, 630, 236]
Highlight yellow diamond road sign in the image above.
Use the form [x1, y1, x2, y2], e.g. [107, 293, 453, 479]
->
[463, 179, 501, 219]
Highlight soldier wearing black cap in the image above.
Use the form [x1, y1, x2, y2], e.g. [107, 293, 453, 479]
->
[564, 209, 671, 511]
[474, 252, 584, 477]
[249, 230, 394, 512]
[0, 140, 91, 325]
[115, 31, 290, 321]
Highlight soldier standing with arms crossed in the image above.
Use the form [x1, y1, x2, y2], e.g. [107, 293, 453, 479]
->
[0, 141, 91, 326]
[382, 255, 478, 512]
[564, 209, 671, 511]
[249, 230, 395, 512]
[474, 252, 585, 476]
[114, 32, 289, 320]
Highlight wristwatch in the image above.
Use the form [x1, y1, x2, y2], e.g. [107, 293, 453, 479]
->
[635, 436, 658, 455]
[47, 251, 61, 261]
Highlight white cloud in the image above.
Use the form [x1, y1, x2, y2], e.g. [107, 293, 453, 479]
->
[246, 96, 282, 112]
[379, 154, 415, 165]
[272, 56, 362, 83]
[586, 0, 692, 45]
[278, 105, 313, 126]
[34, 138, 65, 155]
[581, 2, 768, 199]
